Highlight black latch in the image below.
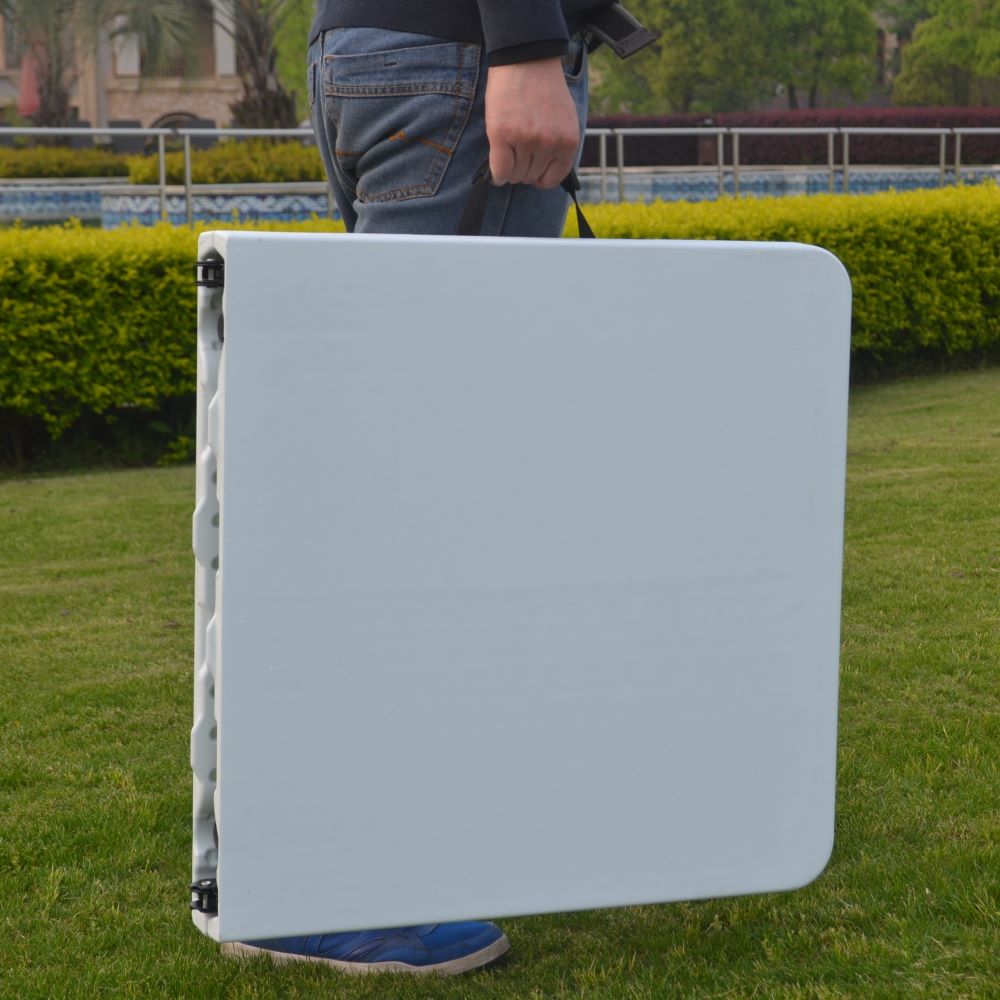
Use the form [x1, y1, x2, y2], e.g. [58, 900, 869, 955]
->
[189, 878, 219, 914]
[195, 259, 224, 288]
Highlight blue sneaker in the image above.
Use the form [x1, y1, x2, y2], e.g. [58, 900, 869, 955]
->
[222, 921, 510, 975]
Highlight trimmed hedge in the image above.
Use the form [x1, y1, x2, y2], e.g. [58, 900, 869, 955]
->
[0, 219, 342, 468]
[1, 184, 997, 467]
[0, 146, 132, 179]
[585, 107, 1000, 169]
[127, 140, 324, 184]
[0, 222, 194, 440]
[581, 184, 1000, 376]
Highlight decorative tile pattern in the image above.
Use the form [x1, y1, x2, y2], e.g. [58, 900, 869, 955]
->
[1, 167, 996, 228]
[578, 166, 998, 204]
[100, 192, 336, 227]
[0, 186, 103, 224]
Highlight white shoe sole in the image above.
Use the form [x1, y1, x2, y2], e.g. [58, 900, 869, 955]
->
[221, 933, 510, 976]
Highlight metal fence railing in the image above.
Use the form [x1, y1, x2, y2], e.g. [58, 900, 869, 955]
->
[1, 125, 998, 218]
[601, 126, 1000, 201]
[0, 126, 323, 222]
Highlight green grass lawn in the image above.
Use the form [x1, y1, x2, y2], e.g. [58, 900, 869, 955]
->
[1, 368, 998, 999]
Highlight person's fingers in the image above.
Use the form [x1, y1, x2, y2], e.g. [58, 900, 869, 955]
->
[508, 150, 534, 187]
[489, 142, 516, 186]
[534, 155, 572, 190]
[484, 59, 580, 188]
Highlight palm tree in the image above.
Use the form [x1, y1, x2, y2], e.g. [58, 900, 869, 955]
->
[1, 0, 303, 129]
[215, 0, 298, 128]
[0, 0, 191, 126]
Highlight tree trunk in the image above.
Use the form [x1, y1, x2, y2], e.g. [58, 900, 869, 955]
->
[786, 82, 799, 110]
[225, 0, 300, 128]
[230, 86, 297, 128]
[32, 43, 73, 130]
[808, 52, 826, 110]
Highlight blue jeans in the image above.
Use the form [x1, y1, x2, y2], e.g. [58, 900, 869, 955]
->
[307, 28, 589, 237]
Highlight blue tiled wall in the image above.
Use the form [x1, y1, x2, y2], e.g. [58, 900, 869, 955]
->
[99, 192, 335, 227]
[0, 167, 996, 228]
[576, 166, 998, 204]
[0, 186, 103, 224]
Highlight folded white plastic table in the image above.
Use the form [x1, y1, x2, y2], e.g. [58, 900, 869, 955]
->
[191, 230, 852, 942]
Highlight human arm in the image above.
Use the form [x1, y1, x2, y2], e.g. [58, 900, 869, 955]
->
[476, 1, 581, 190]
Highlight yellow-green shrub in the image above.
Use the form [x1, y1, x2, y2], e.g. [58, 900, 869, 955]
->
[0, 219, 343, 444]
[0, 218, 345, 465]
[1, 184, 997, 465]
[0, 222, 194, 441]
[577, 183, 1000, 373]
[0, 146, 131, 178]
[127, 140, 325, 184]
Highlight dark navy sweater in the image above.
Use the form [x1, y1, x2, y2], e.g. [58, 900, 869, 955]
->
[310, 1, 607, 65]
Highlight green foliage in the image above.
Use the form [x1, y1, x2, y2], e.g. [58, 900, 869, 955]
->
[579, 183, 1000, 373]
[157, 432, 195, 466]
[0, 217, 342, 467]
[272, 0, 314, 121]
[590, 0, 879, 113]
[0, 221, 196, 439]
[222, 0, 299, 128]
[881, 0, 937, 38]
[126, 139, 324, 183]
[0, 146, 132, 178]
[764, 0, 879, 109]
[1, 186, 997, 467]
[893, 0, 1000, 105]
[589, 0, 769, 115]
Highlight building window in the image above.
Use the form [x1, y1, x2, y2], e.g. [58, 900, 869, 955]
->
[141, 0, 215, 78]
[3, 17, 23, 70]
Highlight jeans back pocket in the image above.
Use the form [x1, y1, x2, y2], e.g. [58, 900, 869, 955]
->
[322, 37, 481, 203]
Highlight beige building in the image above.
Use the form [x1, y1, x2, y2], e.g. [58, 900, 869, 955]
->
[0, 0, 240, 127]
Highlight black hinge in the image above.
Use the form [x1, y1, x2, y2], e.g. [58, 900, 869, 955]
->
[189, 878, 219, 914]
[195, 259, 224, 288]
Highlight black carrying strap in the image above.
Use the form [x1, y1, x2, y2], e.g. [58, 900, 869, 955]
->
[457, 161, 595, 239]
[561, 170, 596, 239]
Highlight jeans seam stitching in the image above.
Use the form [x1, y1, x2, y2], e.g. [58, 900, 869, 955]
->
[327, 83, 473, 98]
